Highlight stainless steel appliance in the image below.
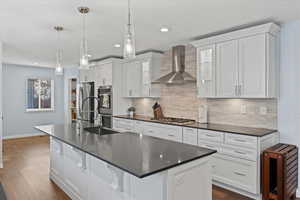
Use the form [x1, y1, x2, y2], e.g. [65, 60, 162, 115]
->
[98, 86, 113, 128]
[152, 45, 196, 84]
[77, 82, 95, 123]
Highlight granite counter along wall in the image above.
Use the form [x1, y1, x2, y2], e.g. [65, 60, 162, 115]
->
[132, 45, 277, 129]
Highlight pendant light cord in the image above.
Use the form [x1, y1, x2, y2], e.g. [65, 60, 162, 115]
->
[128, 0, 131, 26]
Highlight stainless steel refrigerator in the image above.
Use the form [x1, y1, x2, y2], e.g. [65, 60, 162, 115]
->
[76, 82, 95, 123]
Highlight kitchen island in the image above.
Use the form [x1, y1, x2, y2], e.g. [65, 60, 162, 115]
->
[35, 123, 216, 200]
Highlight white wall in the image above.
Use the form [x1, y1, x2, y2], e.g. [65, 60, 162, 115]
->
[279, 20, 300, 196]
[3, 64, 65, 139]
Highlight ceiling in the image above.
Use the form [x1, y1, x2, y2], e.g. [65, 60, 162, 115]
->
[0, 0, 300, 68]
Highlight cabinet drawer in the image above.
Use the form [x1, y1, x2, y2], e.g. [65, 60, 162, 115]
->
[134, 121, 144, 134]
[212, 155, 257, 193]
[160, 124, 182, 142]
[113, 118, 135, 132]
[143, 123, 162, 138]
[221, 146, 257, 161]
[225, 134, 257, 149]
[183, 128, 198, 146]
[198, 130, 224, 143]
[198, 140, 221, 152]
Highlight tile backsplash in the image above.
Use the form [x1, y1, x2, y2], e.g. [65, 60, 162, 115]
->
[132, 45, 277, 129]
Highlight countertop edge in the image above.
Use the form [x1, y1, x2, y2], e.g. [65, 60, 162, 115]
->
[113, 115, 277, 137]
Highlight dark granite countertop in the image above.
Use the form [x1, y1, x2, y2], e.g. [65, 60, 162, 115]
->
[113, 115, 277, 137]
[35, 123, 216, 178]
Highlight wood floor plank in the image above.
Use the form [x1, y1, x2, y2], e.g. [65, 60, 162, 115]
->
[0, 135, 298, 200]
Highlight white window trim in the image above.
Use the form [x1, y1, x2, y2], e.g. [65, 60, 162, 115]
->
[26, 79, 55, 112]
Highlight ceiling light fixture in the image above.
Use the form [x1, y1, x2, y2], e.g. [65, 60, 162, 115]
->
[160, 27, 169, 32]
[54, 26, 64, 75]
[78, 6, 90, 70]
[123, 0, 136, 59]
[114, 44, 121, 48]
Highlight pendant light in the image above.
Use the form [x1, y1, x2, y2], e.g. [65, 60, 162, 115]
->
[54, 26, 64, 75]
[123, 0, 136, 59]
[78, 7, 90, 70]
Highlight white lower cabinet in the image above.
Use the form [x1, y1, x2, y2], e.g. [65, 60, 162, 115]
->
[182, 128, 198, 146]
[212, 154, 257, 194]
[50, 138, 65, 184]
[88, 155, 126, 200]
[112, 118, 279, 200]
[63, 144, 88, 200]
[50, 140, 212, 200]
[113, 118, 135, 132]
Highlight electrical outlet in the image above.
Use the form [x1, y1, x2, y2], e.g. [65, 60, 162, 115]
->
[259, 106, 267, 115]
[241, 105, 247, 114]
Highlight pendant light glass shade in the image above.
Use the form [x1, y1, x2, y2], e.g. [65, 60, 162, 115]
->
[123, 0, 136, 59]
[78, 7, 90, 70]
[55, 49, 63, 75]
[54, 26, 64, 75]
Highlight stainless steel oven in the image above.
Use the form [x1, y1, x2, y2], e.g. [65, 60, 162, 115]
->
[98, 86, 112, 115]
[98, 86, 112, 128]
[100, 114, 112, 129]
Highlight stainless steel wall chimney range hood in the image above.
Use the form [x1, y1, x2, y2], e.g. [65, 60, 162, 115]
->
[152, 45, 196, 85]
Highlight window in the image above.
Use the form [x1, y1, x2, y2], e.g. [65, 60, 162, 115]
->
[26, 79, 54, 112]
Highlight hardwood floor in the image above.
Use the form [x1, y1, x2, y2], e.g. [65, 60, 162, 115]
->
[0, 136, 297, 200]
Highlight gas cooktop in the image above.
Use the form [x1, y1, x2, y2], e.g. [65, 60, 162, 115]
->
[151, 117, 195, 125]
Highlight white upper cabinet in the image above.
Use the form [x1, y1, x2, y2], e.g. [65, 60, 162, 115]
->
[124, 60, 142, 97]
[238, 34, 267, 98]
[123, 52, 162, 98]
[191, 23, 280, 98]
[94, 62, 113, 87]
[196, 45, 216, 97]
[216, 40, 239, 97]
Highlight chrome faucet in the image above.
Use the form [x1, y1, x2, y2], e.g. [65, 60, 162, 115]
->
[78, 96, 102, 126]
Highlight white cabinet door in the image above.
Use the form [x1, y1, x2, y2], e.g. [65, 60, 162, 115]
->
[239, 34, 266, 98]
[50, 138, 64, 180]
[124, 61, 141, 97]
[141, 59, 152, 97]
[216, 40, 239, 97]
[197, 45, 216, 97]
[64, 144, 88, 200]
[101, 63, 113, 86]
[88, 155, 125, 200]
[182, 128, 198, 146]
[94, 66, 103, 88]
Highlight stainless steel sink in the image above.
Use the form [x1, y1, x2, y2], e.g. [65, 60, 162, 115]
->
[84, 126, 119, 136]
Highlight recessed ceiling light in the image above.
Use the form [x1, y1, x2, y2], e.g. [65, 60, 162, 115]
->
[160, 27, 169, 33]
[114, 44, 121, 48]
[33, 62, 39, 65]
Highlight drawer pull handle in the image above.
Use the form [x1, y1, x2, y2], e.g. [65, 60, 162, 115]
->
[234, 150, 247, 155]
[234, 172, 246, 177]
[205, 134, 216, 137]
[233, 139, 247, 143]
[168, 134, 175, 137]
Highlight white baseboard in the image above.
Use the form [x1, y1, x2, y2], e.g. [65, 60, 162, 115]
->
[3, 132, 46, 139]
[297, 188, 300, 198]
